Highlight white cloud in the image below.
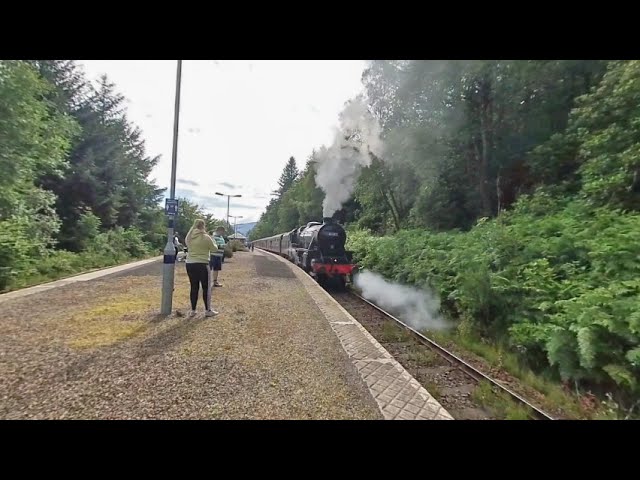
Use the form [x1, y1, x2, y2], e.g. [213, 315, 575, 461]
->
[77, 60, 367, 224]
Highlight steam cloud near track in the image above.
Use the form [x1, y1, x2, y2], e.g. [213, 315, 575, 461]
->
[354, 270, 450, 331]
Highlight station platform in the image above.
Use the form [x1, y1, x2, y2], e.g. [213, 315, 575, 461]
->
[0, 249, 451, 420]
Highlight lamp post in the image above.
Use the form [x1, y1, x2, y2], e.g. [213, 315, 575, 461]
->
[215, 192, 241, 229]
[160, 59, 182, 316]
[229, 215, 244, 237]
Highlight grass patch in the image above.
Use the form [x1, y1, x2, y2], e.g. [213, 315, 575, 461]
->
[422, 380, 443, 401]
[471, 380, 532, 420]
[69, 322, 145, 349]
[407, 349, 439, 366]
[379, 322, 412, 343]
[66, 295, 152, 349]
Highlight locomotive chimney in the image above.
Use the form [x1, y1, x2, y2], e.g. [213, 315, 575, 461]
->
[323, 217, 334, 225]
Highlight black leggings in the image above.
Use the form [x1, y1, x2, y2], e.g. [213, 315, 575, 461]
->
[185, 263, 210, 311]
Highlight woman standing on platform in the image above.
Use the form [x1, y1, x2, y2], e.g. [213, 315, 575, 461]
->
[184, 219, 219, 317]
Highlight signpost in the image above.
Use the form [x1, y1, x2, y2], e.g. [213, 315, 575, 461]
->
[160, 60, 182, 316]
[165, 198, 179, 216]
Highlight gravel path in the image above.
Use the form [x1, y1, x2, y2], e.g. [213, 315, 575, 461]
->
[0, 252, 381, 419]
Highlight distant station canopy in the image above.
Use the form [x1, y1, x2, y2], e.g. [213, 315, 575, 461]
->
[228, 232, 247, 244]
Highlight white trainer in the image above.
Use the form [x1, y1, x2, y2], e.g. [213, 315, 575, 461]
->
[205, 310, 219, 317]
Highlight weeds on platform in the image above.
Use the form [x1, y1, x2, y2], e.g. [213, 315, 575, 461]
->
[66, 293, 153, 349]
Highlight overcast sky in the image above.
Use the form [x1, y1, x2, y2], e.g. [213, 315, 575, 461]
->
[78, 60, 368, 225]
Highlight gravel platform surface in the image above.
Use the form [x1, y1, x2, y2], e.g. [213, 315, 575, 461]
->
[0, 252, 382, 419]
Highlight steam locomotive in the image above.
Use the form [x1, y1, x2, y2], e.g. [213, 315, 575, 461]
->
[252, 217, 357, 289]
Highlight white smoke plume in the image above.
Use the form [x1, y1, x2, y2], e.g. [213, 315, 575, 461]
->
[315, 97, 385, 217]
[354, 270, 450, 332]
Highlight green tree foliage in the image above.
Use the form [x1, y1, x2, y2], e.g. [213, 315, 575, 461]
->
[0, 60, 167, 291]
[275, 156, 299, 197]
[0, 61, 78, 289]
[563, 60, 640, 210]
[35, 71, 165, 251]
[250, 155, 323, 240]
[358, 60, 609, 228]
[0, 61, 78, 218]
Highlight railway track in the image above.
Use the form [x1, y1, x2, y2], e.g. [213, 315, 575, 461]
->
[331, 289, 555, 421]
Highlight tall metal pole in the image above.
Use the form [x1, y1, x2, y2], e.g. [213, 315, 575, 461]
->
[161, 60, 182, 315]
[216, 192, 241, 231]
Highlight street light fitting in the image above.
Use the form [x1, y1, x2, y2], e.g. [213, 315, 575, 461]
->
[215, 191, 243, 229]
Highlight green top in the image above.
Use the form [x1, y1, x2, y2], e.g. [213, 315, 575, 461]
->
[185, 228, 218, 263]
[212, 234, 225, 257]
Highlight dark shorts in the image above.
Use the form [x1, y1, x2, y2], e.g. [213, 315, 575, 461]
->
[210, 255, 222, 271]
